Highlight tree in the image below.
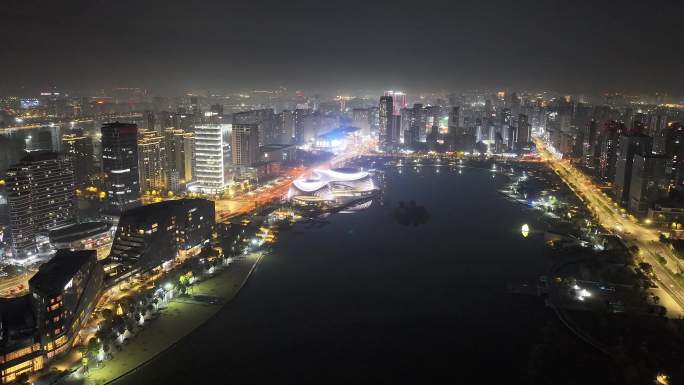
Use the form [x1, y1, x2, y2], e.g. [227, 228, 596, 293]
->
[101, 308, 114, 322]
[87, 337, 101, 358]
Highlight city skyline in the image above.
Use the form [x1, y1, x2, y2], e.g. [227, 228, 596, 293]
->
[2, 1, 684, 384]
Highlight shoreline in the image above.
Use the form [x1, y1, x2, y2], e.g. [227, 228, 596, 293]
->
[64, 252, 264, 385]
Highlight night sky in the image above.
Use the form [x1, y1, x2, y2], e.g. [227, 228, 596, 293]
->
[1, 0, 683, 95]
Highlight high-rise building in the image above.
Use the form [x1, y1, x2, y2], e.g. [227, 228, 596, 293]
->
[664, 122, 684, 191]
[163, 128, 190, 192]
[379, 96, 393, 150]
[410, 103, 427, 142]
[231, 124, 259, 167]
[232, 109, 275, 145]
[101, 122, 140, 213]
[384, 91, 407, 115]
[6, 152, 75, 258]
[598, 121, 624, 182]
[391, 115, 401, 146]
[143, 110, 156, 132]
[352, 108, 370, 136]
[629, 154, 668, 215]
[277, 110, 295, 144]
[614, 134, 653, 205]
[293, 109, 309, 145]
[137, 130, 167, 193]
[515, 114, 531, 150]
[368, 107, 380, 135]
[61, 130, 94, 188]
[448, 107, 461, 134]
[193, 124, 232, 193]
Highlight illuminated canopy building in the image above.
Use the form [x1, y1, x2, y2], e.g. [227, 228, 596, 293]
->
[288, 168, 376, 206]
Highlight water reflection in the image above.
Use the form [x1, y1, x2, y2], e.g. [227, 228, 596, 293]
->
[392, 200, 430, 226]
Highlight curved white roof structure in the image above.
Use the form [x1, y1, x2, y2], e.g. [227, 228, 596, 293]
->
[289, 168, 375, 201]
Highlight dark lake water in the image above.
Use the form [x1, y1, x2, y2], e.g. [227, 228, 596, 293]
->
[121, 163, 556, 384]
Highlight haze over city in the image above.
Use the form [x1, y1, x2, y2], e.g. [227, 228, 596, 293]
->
[2, 0, 684, 95]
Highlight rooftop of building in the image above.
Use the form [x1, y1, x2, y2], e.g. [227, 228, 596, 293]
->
[316, 126, 360, 141]
[0, 295, 36, 351]
[18, 150, 59, 164]
[260, 144, 295, 152]
[49, 221, 111, 243]
[118, 198, 214, 221]
[29, 249, 96, 296]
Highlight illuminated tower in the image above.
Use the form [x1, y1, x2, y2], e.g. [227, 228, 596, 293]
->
[138, 129, 167, 194]
[101, 122, 140, 213]
[6, 152, 75, 258]
[231, 124, 259, 167]
[379, 96, 393, 150]
[62, 129, 94, 187]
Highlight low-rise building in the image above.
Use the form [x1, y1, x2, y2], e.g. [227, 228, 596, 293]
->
[107, 199, 215, 279]
[29, 250, 104, 359]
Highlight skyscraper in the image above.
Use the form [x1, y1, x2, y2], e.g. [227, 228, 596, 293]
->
[516, 114, 531, 150]
[292, 108, 310, 145]
[231, 124, 259, 167]
[193, 124, 231, 193]
[101, 122, 140, 213]
[164, 128, 191, 192]
[61, 130, 94, 188]
[628, 154, 668, 215]
[384, 91, 407, 115]
[6, 151, 75, 258]
[448, 107, 461, 134]
[352, 108, 370, 136]
[664, 122, 684, 192]
[379, 96, 393, 150]
[232, 109, 275, 145]
[614, 134, 653, 205]
[598, 121, 624, 182]
[138, 129, 167, 193]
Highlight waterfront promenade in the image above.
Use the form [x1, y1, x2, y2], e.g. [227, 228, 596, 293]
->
[58, 252, 263, 385]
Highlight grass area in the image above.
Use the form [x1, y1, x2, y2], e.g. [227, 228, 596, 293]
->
[60, 255, 261, 385]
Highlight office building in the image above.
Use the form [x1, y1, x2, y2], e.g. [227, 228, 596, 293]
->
[0, 296, 42, 384]
[384, 91, 407, 115]
[598, 121, 624, 182]
[293, 109, 309, 145]
[664, 122, 684, 191]
[137, 129, 167, 193]
[232, 109, 275, 145]
[29, 249, 103, 359]
[379, 96, 393, 150]
[108, 199, 215, 277]
[448, 107, 461, 134]
[101, 122, 140, 213]
[193, 124, 232, 194]
[516, 114, 531, 150]
[6, 152, 75, 259]
[231, 124, 259, 167]
[61, 130, 94, 188]
[614, 134, 652, 206]
[629, 154, 668, 215]
[352, 108, 370, 136]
